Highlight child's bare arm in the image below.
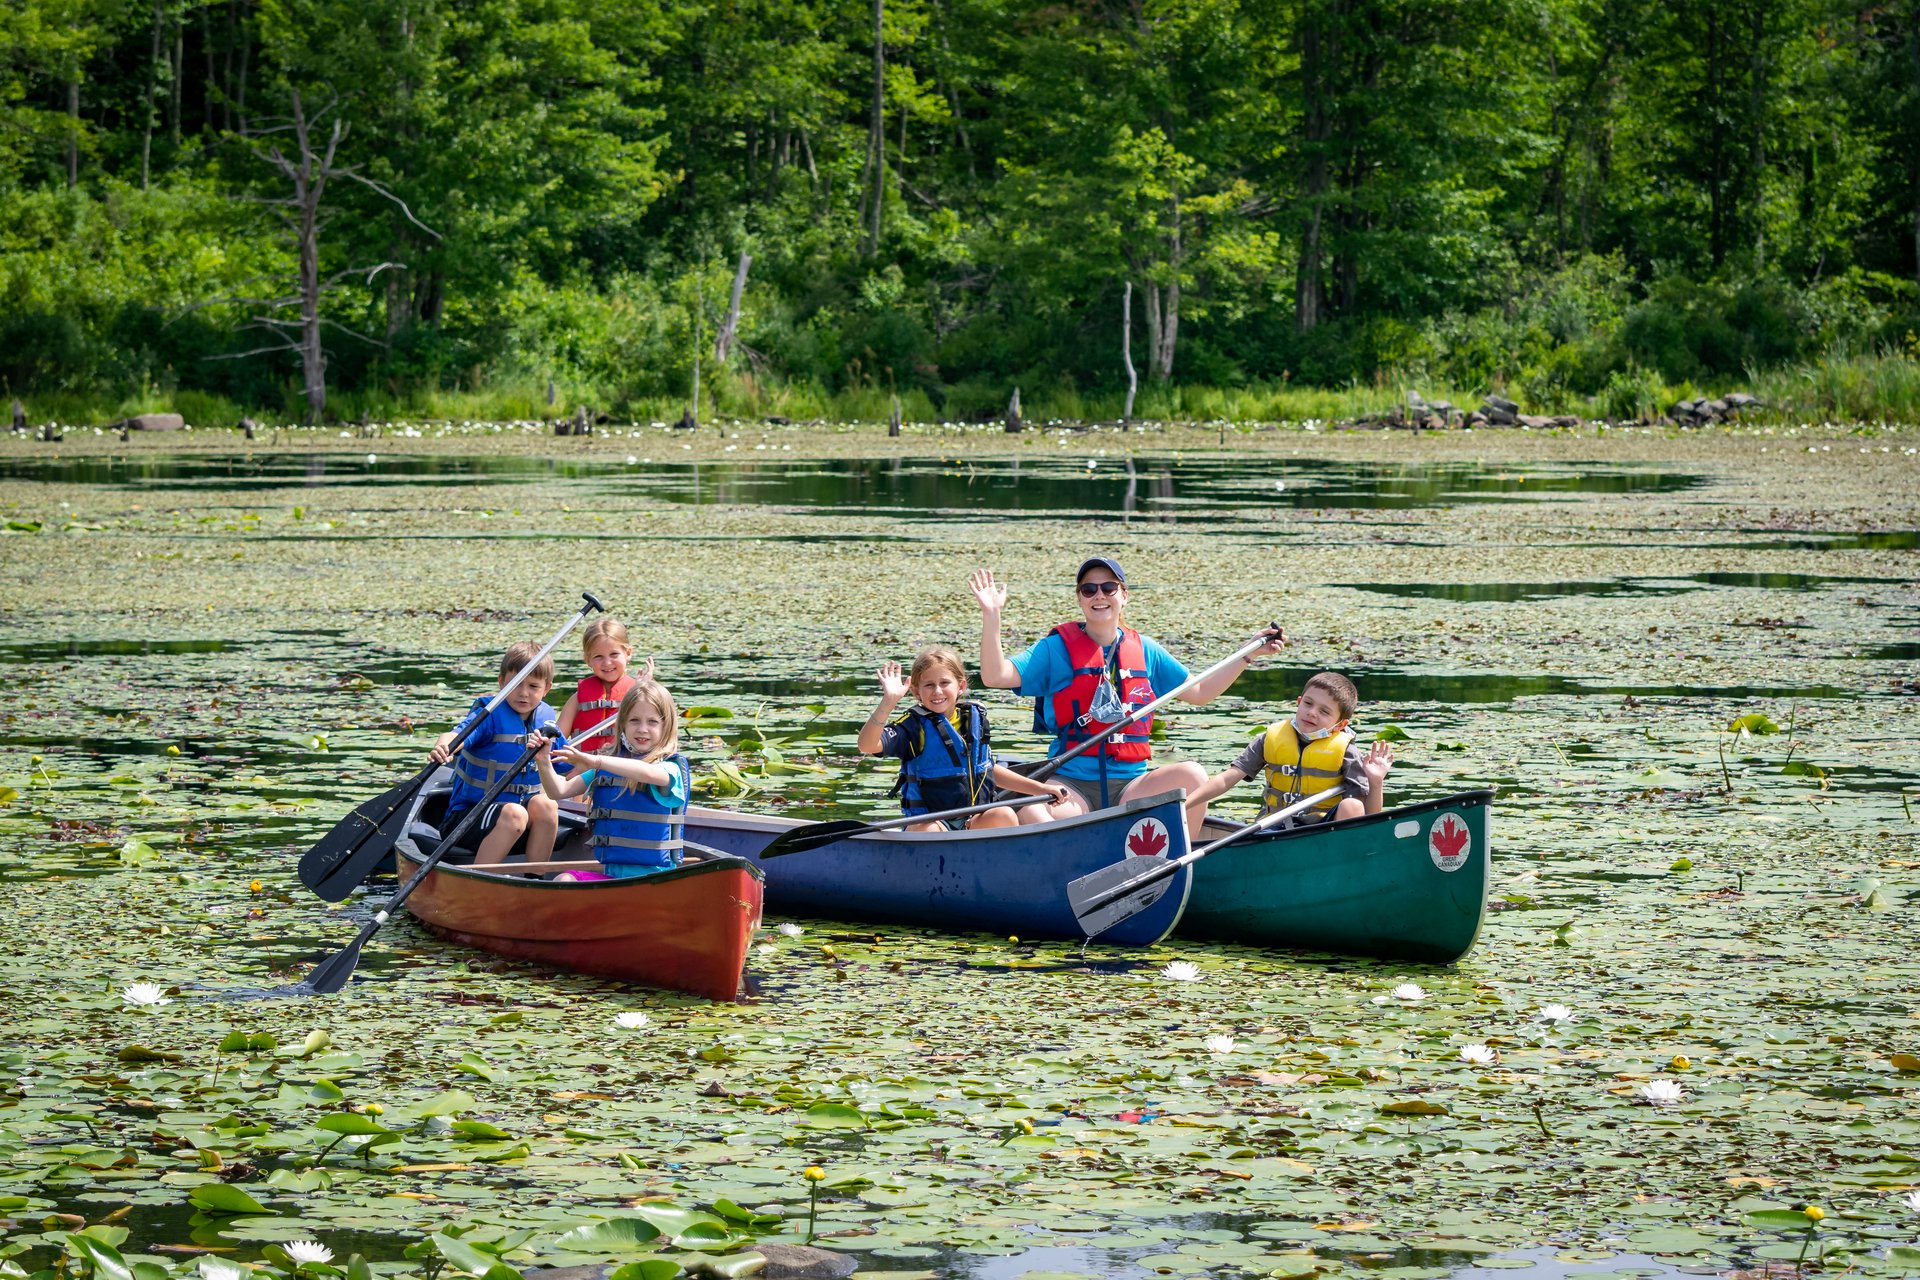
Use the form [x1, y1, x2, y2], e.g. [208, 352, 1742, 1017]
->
[857, 662, 909, 755]
[1185, 765, 1250, 808]
[565, 747, 674, 789]
[990, 764, 1069, 803]
[554, 692, 582, 736]
[533, 733, 588, 799]
[429, 731, 455, 765]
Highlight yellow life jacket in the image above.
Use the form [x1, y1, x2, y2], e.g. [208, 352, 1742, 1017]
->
[1261, 720, 1353, 817]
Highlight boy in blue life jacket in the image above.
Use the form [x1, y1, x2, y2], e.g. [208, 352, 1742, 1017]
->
[428, 640, 566, 865]
[1184, 671, 1394, 831]
[858, 646, 1069, 831]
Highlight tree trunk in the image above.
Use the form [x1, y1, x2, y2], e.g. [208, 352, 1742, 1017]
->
[1294, 1, 1334, 333]
[1151, 281, 1179, 383]
[690, 303, 703, 424]
[1748, 0, 1767, 267]
[859, 0, 885, 256]
[141, 0, 162, 189]
[65, 80, 79, 188]
[1912, 0, 1920, 288]
[1121, 281, 1137, 420]
[170, 18, 183, 147]
[288, 90, 335, 424]
[1706, 6, 1726, 266]
[1142, 284, 1162, 381]
[714, 250, 751, 363]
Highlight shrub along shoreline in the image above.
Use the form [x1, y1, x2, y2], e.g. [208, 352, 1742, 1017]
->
[12, 346, 1920, 436]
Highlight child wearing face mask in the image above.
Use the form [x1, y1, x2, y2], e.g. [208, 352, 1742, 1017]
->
[1183, 671, 1394, 831]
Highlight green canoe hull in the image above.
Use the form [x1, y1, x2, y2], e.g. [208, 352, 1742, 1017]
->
[1178, 790, 1492, 964]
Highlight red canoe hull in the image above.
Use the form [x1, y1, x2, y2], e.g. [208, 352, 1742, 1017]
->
[401, 853, 764, 1001]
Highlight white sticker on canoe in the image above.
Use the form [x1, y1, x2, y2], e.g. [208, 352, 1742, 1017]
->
[1429, 813, 1471, 872]
[1124, 816, 1171, 859]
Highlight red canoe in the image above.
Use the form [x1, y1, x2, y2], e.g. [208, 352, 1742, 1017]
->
[397, 847, 764, 1001]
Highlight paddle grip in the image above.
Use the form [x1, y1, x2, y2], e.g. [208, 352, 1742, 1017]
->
[582, 591, 606, 614]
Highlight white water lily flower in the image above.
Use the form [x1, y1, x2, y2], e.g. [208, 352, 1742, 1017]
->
[284, 1241, 333, 1265]
[1160, 960, 1201, 982]
[1900, 1189, 1920, 1214]
[1637, 1079, 1685, 1107]
[1204, 1035, 1236, 1055]
[614, 1012, 650, 1030]
[122, 983, 173, 1006]
[1537, 1003, 1574, 1024]
[1390, 983, 1427, 1002]
[776, 922, 803, 938]
[1458, 1044, 1497, 1065]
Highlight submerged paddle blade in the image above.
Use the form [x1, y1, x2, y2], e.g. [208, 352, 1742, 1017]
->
[1067, 857, 1178, 937]
[300, 931, 368, 995]
[758, 820, 868, 859]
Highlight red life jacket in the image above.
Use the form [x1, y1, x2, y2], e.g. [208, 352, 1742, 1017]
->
[1045, 623, 1154, 763]
[572, 675, 633, 753]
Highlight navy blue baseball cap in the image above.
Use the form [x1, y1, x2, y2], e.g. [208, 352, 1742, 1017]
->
[1076, 557, 1126, 583]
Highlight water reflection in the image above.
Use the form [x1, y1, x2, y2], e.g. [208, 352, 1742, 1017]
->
[0, 454, 1706, 515]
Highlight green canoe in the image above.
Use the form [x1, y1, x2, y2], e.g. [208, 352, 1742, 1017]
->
[1178, 790, 1492, 964]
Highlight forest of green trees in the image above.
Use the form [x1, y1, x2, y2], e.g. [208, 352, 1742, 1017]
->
[2, 0, 1918, 425]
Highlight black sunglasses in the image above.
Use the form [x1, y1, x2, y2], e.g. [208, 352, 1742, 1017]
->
[1077, 581, 1123, 597]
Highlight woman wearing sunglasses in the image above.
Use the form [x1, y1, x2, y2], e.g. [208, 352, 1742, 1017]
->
[971, 558, 1281, 830]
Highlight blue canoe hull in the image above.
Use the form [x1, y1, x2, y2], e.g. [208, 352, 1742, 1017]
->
[682, 791, 1194, 945]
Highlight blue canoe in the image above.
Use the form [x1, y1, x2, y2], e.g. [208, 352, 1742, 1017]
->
[681, 791, 1194, 945]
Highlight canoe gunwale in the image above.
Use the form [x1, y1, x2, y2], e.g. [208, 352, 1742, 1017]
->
[1197, 788, 1495, 844]
[397, 841, 765, 890]
[686, 785, 1188, 847]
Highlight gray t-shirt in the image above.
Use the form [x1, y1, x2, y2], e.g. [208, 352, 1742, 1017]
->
[1231, 728, 1371, 825]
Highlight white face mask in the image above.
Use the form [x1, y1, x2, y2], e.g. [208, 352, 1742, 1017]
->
[1293, 717, 1334, 742]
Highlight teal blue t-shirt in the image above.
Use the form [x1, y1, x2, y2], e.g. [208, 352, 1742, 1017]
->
[1009, 628, 1189, 783]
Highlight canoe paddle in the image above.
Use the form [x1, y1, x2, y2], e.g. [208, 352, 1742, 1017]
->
[999, 624, 1284, 797]
[296, 592, 605, 902]
[1065, 785, 1348, 938]
[297, 714, 618, 995]
[757, 792, 1055, 858]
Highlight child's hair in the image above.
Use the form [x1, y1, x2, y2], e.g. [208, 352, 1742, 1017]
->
[908, 646, 969, 693]
[613, 680, 680, 763]
[1303, 671, 1359, 720]
[580, 616, 632, 656]
[499, 640, 555, 685]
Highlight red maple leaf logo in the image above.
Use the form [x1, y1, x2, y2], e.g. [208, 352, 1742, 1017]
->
[1431, 815, 1468, 859]
[1128, 821, 1169, 858]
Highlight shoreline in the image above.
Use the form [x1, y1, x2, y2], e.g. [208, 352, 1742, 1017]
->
[4, 417, 1916, 466]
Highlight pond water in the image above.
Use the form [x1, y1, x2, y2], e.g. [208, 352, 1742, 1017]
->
[1, 440, 1917, 1280]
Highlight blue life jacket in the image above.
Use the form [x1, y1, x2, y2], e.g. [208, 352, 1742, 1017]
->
[447, 698, 563, 814]
[588, 752, 690, 870]
[889, 703, 994, 817]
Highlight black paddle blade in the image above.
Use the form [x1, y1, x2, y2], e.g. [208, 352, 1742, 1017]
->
[1066, 858, 1178, 937]
[297, 767, 432, 900]
[758, 820, 869, 859]
[300, 924, 375, 995]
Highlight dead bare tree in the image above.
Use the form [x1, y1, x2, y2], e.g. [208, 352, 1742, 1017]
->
[219, 89, 436, 422]
[713, 250, 752, 363]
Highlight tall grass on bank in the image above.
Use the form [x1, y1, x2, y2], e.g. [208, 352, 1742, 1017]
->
[14, 353, 1919, 429]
